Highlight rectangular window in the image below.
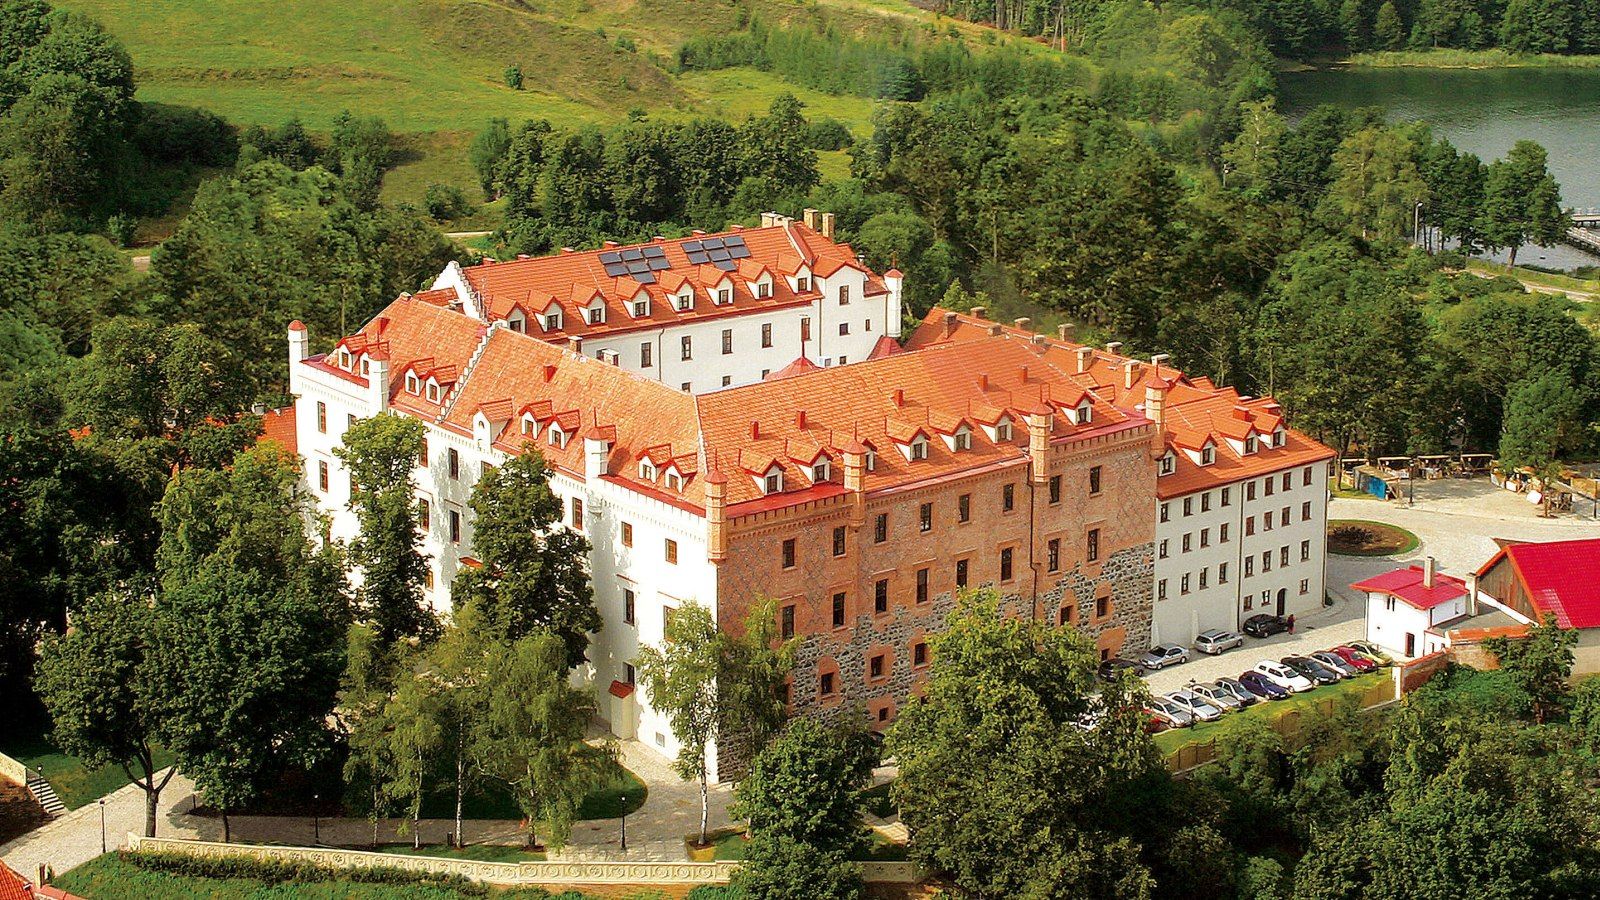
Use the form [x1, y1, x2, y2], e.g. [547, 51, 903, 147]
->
[1265, 511, 1274, 531]
[1086, 528, 1100, 562]
[571, 497, 584, 531]
[1281, 546, 1290, 567]
[1302, 501, 1312, 522]
[958, 494, 971, 523]
[318, 460, 329, 491]
[1000, 548, 1014, 582]
[448, 448, 460, 480]
[874, 513, 887, 543]
[1183, 497, 1193, 517]
[838, 322, 849, 336]
[1159, 502, 1170, 523]
[347, 413, 356, 432]
[1265, 477, 1275, 497]
[722, 329, 733, 355]
[1245, 516, 1255, 536]
[820, 671, 836, 697]
[874, 579, 888, 614]
[839, 285, 850, 305]
[623, 589, 636, 625]
[1200, 492, 1211, 512]
[316, 401, 327, 433]
[622, 521, 633, 547]
[419, 498, 431, 529]
[782, 538, 796, 569]
[1089, 466, 1102, 495]
[1047, 538, 1060, 572]
[1200, 568, 1209, 589]
[1303, 466, 1313, 486]
[801, 317, 811, 342]
[1049, 475, 1062, 505]
[956, 558, 969, 588]
[665, 539, 678, 564]
[624, 663, 636, 685]
[1181, 573, 1191, 594]
[1096, 594, 1109, 618]
[1245, 556, 1254, 577]
[761, 323, 773, 348]
[1282, 506, 1291, 526]
[1182, 533, 1192, 553]
[781, 605, 795, 639]
[1221, 487, 1231, 506]
[1159, 539, 1169, 559]
[916, 568, 929, 604]
[1002, 483, 1015, 512]
[1200, 528, 1210, 548]
[870, 654, 885, 680]
[832, 526, 846, 557]
[1283, 472, 1292, 492]
[680, 335, 692, 361]
[640, 342, 652, 368]
[1158, 579, 1168, 600]
[832, 592, 846, 628]
[1220, 523, 1230, 543]
[1301, 539, 1311, 561]
[1262, 550, 1272, 572]
[1219, 562, 1229, 583]
[1301, 578, 1310, 595]
[919, 502, 932, 533]
[1247, 482, 1256, 501]
[481, 461, 496, 480]
[913, 642, 928, 667]
[418, 437, 428, 468]
[449, 510, 461, 544]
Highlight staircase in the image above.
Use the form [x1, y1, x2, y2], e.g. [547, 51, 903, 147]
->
[26, 771, 66, 816]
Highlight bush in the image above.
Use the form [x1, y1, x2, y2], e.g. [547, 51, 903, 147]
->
[687, 887, 746, 900]
[505, 64, 524, 90]
[132, 102, 239, 167]
[731, 833, 862, 900]
[805, 118, 854, 151]
[424, 184, 474, 221]
[105, 213, 136, 247]
[123, 850, 490, 895]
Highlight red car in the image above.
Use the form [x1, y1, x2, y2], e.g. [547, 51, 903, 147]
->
[1329, 646, 1378, 673]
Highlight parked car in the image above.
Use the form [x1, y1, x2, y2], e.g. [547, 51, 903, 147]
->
[1194, 629, 1245, 655]
[1282, 655, 1342, 685]
[1214, 676, 1261, 706]
[1311, 650, 1362, 677]
[1346, 640, 1394, 665]
[1145, 697, 1196, 729]
[1253, 660, 1315, 693]
[1098, 657, 1143, 682]
[1165, 689, 1224, 722]
[1070, 698, 1106, 732]
[1329, 646, 1379, 673]
[1237, 671, 1289, 700]
[1242, 614, 1290, 638]
[1139, 643, 1190, 670]
[1189, 681, 1245, 712]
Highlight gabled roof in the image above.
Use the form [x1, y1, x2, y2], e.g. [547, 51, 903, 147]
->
[1476, 538, 1600, 629]
[1351, 565, 1469, 611]
[258, 406, 296, 454]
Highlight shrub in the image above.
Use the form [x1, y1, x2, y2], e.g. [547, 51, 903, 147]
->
[424, 183, 474, 221]
[505, 64, 524, 90]
[105, 213, 136, 247]
[132, 102, 239, 167]
[687, 887, 746, 900]
[1328, 524, 1371, 545]
[123, 850, 490, 895]
[805, 118, 853, 151]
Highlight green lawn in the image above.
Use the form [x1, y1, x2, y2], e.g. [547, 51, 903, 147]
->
[1, 733, 175, 811]
[54, 852, 582, 898]
[1154, 671, 1389, 755]
[415, 756, 646, 821]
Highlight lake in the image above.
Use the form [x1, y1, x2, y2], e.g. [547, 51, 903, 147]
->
[1279, 66, 1600, 269]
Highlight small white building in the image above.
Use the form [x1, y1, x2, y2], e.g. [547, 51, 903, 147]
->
[1355, 558, 1471, 659]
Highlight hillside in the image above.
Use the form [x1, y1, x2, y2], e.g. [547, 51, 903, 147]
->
[56, 0, 1007, 210]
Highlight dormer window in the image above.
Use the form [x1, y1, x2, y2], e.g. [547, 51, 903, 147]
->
[426, 382, 441, 403]
[640, 461, 658, 481]
[717, 288, 731, 305]
[360, 358, 370, 375]
[665, 471, 683, 491]
[1201, 445, 1216, 465]
[632, 299, 649, 318]
[584, 303, 605, 325]
[953, 427, 971, 452]
[1159, 452, 1176, 476]
[764, 470, 783, 494]
[910, 436, 929, 461]
[1244, 435, 1258, 454]
[996, 419, 1013, 442]
[542, 310, 562, 331]
[811, 460, 831, 483]
[338, 349, 351, 368]
[797, 275, 811, 292]
[548, 426, 567, 449]
[521, 414, 536, 436]
[405, 373, 420, 394]
[675, 293, 693, 312]
[1273, 428, 1286, 448]
[756, 281, 770, 299]
[1075, 401, 1092, 425]
[865, 448, 877, 471]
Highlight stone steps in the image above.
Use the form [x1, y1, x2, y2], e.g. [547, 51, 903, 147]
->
[26, 773, 65, 815]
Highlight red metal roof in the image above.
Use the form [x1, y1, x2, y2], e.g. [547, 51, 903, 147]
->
[1482, 538, 1600, 629]
[1351, 565, 1470, 611]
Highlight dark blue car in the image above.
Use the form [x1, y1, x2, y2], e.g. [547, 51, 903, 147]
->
[1238, 670, 1290, 700]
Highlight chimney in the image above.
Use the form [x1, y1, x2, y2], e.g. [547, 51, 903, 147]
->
[819, 212, 835, 238]
[706, 465, 728, 563]
[803, 208, 820, 229]
[603, 240, 619, 249]
[795, 410, 807, 429]
[892, 388, 905, 407]
[569, 336, 582, 356]
[977, 373, 989, 391]
[1423, 556, 1436, 589]
[1144, 379, 1166, 428]
[560, 247, 575, 253]
[543, 364, 557, 382]
[1150, 353, 1170, 373]
[970, 306, 987, 320]
[1105, 341, 1123, 356]
[1058, 323, 1075, 342]
[367, 351, 391, 413]
[750, 420, 761, 440]
[692, 229, 706, 236]
[1123, 359, 1141, 390]
[943, 312, 958, 333]
[1013, 317, 1032, 331]
[1027, 411, 1051, 484]
[987, 324, 1002, 337]
[1018, 365, 1029, 383]
[1075, 347, 1094, 374]
[1031, 334, 1047, 348]
[287, 320, 309, 365]
[760, 212, 778, 228]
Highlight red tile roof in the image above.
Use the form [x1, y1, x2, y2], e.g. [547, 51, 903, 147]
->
[905, 310, 1334, 499]
[1351, 565, 1470, 610]
[1477, 538, 1600, 629]
[258, 406, 296, 454]
[453, 222, 883, 342]
[0, 863, 31, 900]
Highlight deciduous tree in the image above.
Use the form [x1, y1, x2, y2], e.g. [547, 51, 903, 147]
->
[637, 601, 720, 846]
[336, 413, 434, 644]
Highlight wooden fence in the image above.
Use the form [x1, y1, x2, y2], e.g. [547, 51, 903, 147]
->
[125, 836, 919, 885]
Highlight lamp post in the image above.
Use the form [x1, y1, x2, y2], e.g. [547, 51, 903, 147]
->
[98, 799, 106, 854]
[619, 794, 627, 853]
[313, 793, 321, 846]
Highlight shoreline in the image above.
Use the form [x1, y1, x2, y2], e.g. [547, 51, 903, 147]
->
[1314, 49, 1600, 71]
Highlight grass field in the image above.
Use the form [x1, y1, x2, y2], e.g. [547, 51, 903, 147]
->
[1, 732, 175, 811]
[1344, 49, 1600, 69]
[415, 757, 646, 821]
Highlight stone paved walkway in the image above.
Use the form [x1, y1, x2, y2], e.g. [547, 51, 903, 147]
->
[0, 770, 196, 882]
[558, 738, 734, 861]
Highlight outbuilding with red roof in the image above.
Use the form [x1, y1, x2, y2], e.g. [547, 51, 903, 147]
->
[1354, 558, 1472, 659]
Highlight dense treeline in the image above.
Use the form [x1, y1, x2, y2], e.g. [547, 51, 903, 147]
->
[932, 0, 1600, 58]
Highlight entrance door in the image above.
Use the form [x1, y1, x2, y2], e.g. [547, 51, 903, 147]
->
[1276, 588, 1286, 617]
[1405, 633, 1416, 657]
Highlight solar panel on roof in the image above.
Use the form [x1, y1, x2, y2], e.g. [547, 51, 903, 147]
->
[685, 249, 710, 265]
[728, 244, 751, 259]
[707, 247, 730, 261]
[714, 260, 736, 271]
[647, 257, 671, 271]
[724, 235, 747, 249]
[633, 271, 656, 284]
[625, 260, 652, 275]
[642, 245, 666, 259]
[682, 241, 703, 254]
[599, 251, 623, 265]
[702, 237, 725, 250]
[603, 261, 629, 277]
[621, 248, 645, 261]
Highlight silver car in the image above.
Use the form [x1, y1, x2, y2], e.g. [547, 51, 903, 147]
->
[1311, 651, 1361, 677]
[1194, 629, 1245, 655]
[1139, 643, 1190, 670]
[1213, 676, 1259, 706]
[1146, 696, 1196, 729]
[1164, 689, 1223, 722]
[1189, 681, 1244, 712]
